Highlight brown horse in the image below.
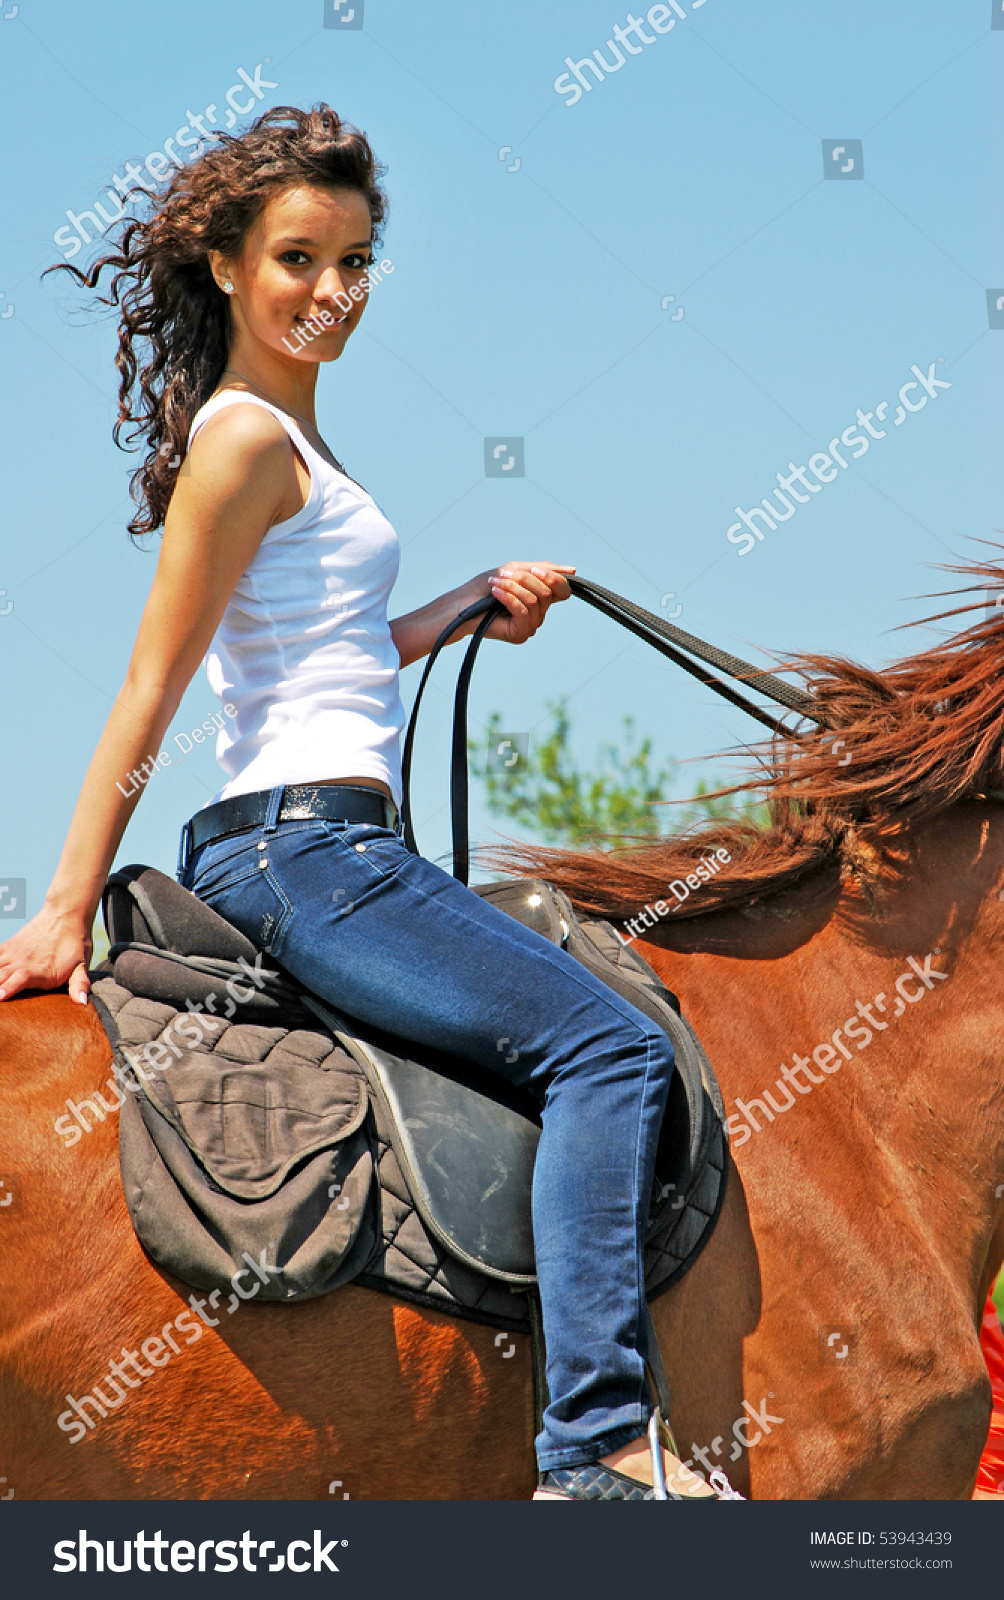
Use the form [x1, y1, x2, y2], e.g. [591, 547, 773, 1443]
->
[1, 561, 1003, 1500]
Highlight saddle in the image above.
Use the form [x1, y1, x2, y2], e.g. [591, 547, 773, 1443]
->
[90, 864, 728, 1341]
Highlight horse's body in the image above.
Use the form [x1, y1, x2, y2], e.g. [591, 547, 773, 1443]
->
[645, 802, 1004, 1500]
[1, 802, 1001, 1500]
[3, 564, 1004, 1499]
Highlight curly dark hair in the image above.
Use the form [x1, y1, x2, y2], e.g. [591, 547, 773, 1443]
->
[47, 104, 387, 540]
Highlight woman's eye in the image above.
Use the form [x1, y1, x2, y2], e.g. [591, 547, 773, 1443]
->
[344, 253, 374, 270]
[280, 250, 310, 265]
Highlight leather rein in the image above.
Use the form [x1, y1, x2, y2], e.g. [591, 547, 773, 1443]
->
[400, 576, 829, 886]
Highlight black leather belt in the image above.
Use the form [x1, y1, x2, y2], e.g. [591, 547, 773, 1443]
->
[185, 784, 399, 860]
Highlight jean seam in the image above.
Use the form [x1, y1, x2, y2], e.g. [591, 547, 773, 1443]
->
[630, 1026, 661, 1419]
[327, 846, 408, 888]
[262, 865, 294, 955]
[190, 838, 259, 876]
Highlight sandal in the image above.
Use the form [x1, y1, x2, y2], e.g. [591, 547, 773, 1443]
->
[532, 1410, 745, 1501]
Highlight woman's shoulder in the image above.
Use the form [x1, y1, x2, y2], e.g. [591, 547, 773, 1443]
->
[180, 393, 303, 514]
[189, 389, 295, 450]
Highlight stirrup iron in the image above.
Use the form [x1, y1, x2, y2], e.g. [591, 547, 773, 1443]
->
[647, 1408, 671, 1500]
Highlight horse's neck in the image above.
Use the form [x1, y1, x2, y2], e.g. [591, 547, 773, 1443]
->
[642, 802, 1004, 1304]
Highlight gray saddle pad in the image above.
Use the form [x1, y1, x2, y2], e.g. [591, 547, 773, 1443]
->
[91, 864, 727, 1331]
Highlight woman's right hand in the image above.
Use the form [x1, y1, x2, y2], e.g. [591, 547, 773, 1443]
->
[0, 901, 93, 1004]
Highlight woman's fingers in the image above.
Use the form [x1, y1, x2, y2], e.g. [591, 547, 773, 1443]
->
[0, 960, 84, 1002]
[486, 585, 533, 643]
[486, 562, 576, 643]
[497, 565, 574, 611]
[0, 939, 29, 1000]
[489, 580, 551, 641]
[490, 576, 537, 615]
[495, 568, 565, 606]
[68, 963, 90, 1004]
[498, 563, 574, 590]
[530, 565, 574, 601]
[0, 912, 92, 1003]
[0, 967, 24, 1002]
[490, 585, 537, 617]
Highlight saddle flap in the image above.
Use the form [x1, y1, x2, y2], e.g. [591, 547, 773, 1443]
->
[337, 1032, 541, 1286]
[137, 1034, 370, 1201]
[122, 1082, 377, 1304]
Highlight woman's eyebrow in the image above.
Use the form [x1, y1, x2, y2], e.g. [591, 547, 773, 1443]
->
[276, 235, 373, 249]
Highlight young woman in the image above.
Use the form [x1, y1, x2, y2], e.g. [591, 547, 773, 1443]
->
[0, 105, 722, 1502]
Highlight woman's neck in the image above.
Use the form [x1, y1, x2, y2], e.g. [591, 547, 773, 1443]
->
[221, 347, 320, 429]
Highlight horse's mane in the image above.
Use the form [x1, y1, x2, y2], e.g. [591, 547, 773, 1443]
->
[488, 554, 1004, 921]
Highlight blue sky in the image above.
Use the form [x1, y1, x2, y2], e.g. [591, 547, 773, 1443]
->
[1, 0, 1001, 930]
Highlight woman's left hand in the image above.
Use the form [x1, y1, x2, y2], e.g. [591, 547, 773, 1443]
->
[484, 562, 576, 644]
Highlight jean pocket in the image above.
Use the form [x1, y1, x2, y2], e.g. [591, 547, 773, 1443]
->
[324, 821, 409, 881]
[189, 834, 261, 900]
[190, 843, 293, 954]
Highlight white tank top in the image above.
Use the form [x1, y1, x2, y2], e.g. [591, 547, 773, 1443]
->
[187, 391, 405, 809]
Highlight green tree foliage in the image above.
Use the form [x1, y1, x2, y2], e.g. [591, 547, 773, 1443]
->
[473, 699, 765, 846]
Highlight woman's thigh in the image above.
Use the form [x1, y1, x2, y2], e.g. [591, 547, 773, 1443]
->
[184, 818, 662, 1098]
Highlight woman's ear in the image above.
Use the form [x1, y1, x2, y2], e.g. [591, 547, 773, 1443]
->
[207, 250, 232, 293]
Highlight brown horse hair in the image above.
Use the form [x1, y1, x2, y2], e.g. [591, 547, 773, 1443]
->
[486, 554, 1004, 923]
[43, 104, 387, 542]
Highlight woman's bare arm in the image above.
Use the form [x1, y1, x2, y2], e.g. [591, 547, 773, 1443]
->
[1, 394, 574, 1003]
[391, 563, 576, 669]
[0, 405, 301, 1004]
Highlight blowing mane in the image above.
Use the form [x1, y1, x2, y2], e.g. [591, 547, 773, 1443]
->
[489, 556, 1004, 922]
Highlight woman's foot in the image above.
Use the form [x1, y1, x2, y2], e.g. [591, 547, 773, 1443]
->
[533, 1415, 741, 1500]
[599, 1435, 717, 1498]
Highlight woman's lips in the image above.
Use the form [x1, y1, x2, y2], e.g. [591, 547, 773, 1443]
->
[294, 311, 348, 328]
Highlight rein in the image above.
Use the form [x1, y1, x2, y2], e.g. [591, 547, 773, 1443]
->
[400, 577, 827, 885]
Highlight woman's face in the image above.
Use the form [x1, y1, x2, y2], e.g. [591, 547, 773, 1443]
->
[213, 183, 375, 365]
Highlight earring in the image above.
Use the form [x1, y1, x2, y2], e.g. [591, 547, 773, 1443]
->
[222, 281, 235, 295]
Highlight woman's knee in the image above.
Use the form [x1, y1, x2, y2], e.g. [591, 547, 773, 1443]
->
[578, 1007, 675, 1085]
[640, 1018, 675, 1085]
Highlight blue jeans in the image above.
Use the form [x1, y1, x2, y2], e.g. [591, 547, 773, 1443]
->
[177, 788, 675, 1471]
